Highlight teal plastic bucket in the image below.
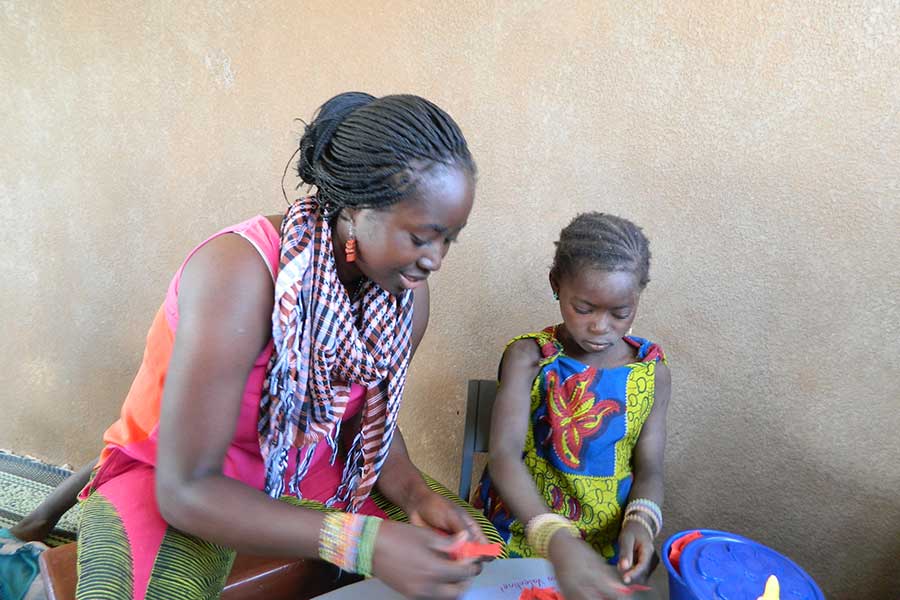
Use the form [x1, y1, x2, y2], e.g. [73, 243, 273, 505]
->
[662, 529, 824, 600]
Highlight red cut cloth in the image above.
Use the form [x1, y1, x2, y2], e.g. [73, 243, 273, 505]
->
[669, 530, 704, 574]
[519, 588, 563, 600]
[445, 538, 503, 560]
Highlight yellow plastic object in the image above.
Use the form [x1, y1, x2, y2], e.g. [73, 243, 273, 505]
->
[757, 575, 780, 600]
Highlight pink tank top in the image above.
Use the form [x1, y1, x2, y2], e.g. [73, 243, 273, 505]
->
[89, 216, 380, 513]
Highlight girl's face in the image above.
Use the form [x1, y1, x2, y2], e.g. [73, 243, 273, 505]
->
[341, 165, 474, 296]
[551, 267, 641, 359]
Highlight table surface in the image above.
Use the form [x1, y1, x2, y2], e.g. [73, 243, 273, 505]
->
[311, 558, 669, 600]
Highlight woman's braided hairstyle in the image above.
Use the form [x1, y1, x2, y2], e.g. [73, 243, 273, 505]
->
[296, 92, 475, 217]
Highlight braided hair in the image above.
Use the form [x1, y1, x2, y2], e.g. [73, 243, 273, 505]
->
[552, 212, 652, 289]
[296, 92, 476, 216]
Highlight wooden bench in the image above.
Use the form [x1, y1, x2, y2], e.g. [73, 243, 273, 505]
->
[39, 541, 359, 600]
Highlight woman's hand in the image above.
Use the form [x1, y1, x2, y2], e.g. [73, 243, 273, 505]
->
[404, 487, 488, 544]
[548, 533, 628, 600]
[616, 519, 655, 584]
[372, 520, 482, 599]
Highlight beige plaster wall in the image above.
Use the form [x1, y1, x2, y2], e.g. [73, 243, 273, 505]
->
[2, 2, 898, 597]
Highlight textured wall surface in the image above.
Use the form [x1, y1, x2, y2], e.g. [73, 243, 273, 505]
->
[2, 2, 898, 597]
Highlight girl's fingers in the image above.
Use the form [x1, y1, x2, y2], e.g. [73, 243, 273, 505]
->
[622, 542, 649, 583]
[618, 531, 635, 573]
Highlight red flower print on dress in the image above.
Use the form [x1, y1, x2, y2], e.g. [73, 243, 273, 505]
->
[542, 369, 621, 469]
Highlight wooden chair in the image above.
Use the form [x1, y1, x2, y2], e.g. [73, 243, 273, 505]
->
[458, 379, 496, 502]
[39, 541, 358, 600]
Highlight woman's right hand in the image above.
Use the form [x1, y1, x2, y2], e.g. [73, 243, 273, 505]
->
[372, 520, 483, 599]
[548, 533, 628, 600]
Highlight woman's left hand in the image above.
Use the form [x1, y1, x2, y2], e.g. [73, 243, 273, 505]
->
[405, 487, 488, 544]
[617, 519, 656, 584]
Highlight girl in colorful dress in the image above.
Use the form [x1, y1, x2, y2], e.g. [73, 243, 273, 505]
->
[475, 212, 670, 599]
[24, 91, 500, 600]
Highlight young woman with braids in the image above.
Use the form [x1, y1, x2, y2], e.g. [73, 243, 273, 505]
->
[10, 92, 498, 600]
[474, 213, 671, 600]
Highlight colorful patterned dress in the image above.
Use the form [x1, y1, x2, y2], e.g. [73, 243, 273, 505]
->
[474, 326, 666, 563]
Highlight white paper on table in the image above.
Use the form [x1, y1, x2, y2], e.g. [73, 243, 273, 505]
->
[461, 574, 559, 600]
[460, 559, 557, 599]
[312, 558, 558, 600]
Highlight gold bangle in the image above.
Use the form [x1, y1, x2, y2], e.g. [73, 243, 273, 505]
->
[526, 513, 579, 557]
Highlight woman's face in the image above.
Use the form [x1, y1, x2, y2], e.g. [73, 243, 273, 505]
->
[344, 165, 475, 296]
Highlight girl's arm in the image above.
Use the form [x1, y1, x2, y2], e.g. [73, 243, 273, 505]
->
[486, 339, 553, 524]
[488, 340, 628, 599]
[154, 235, 479, 599]
[617, 361, 671, 583]
[624, 361, 671, 508]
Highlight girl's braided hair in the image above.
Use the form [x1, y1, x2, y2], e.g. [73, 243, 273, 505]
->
[552, 212, 651, 289]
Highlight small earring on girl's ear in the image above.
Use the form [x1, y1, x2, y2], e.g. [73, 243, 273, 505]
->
[552, 291, 559, 301]
[345, 222, 357, 263]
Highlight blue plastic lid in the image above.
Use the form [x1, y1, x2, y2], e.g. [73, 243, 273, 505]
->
[679, 533, 824, 600]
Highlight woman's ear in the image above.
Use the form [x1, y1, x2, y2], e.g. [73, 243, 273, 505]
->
[338, 208, 359, 227]
[335, 208, 361, 243]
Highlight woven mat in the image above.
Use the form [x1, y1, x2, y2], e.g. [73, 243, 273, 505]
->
[0, 451, 79, 546]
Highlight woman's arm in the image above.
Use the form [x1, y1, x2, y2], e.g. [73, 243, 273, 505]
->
[373, 283, 487, 542]
[154, 237, 479, 598]
[374, 282, 433, 508]
[154, 232, 326, 556]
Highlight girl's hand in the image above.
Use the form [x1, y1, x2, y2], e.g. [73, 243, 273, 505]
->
[548, 533, 628, 600]
[616, 520, 655, 584]
[405, 487, 488, 544]
[372, 520, 482, 599]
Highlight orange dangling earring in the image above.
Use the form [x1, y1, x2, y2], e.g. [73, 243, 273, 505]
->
[345, 222, 357, 263]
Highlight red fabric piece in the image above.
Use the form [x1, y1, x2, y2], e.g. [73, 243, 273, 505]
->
[669, 530, 704, 574]
[519, 587, 563, 600]
[445, 538, 503, 560]
[517, 584, 649, 599]
[616, 584, 653, 594]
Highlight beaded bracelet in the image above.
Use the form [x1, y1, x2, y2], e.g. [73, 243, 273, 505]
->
[628, 498, 662, 517]
[624, 504, 660, 536]
[318, 512, 383, 575]
[626, 498, 662, 531]
[622, 513, 656, 540]
[356, 514, 382, 577]
[525, 513, 580, 557]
